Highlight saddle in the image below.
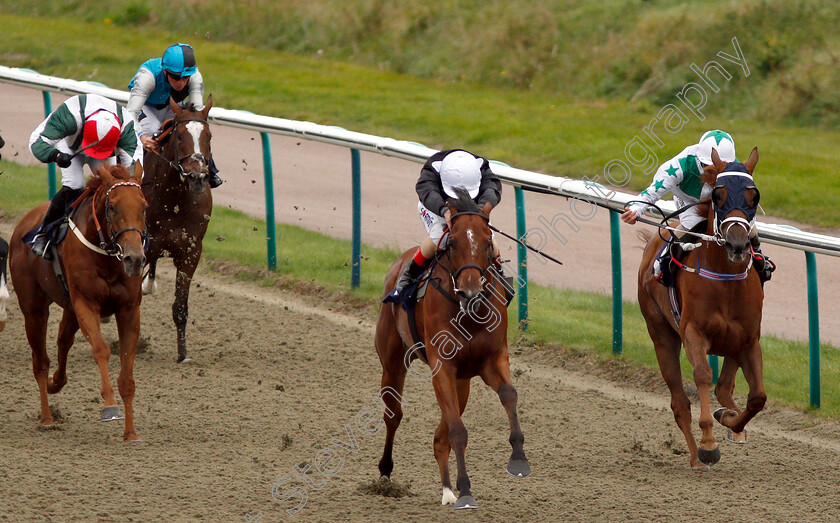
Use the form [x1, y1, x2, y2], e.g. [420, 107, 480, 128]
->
[22, 189, 89, 262]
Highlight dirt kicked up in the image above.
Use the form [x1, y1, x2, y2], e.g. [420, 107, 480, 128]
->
[0, 264, 839, 522]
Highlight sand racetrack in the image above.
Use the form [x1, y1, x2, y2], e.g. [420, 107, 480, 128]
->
[1, 258, 839, 522]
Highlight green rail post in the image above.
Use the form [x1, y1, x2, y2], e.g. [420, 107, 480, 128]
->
[609, 211, 623, 355]
[708, 355, 719, 384]
[41, 91, 56, 198]
[515, 186, 528, 330]
[351, 149, 361, 288]
[806, 251, 820, 408]
[260, 132, 277, 271]
[777, 225, 820, 407]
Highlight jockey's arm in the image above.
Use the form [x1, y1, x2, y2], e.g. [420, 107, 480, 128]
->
[624, 157, 683, 223]
[187, 70, 205, 110]
[115, 110, 141, 166]
[127, 68, 157, 150]
[28, 100, 77, 163]
[416, 164, 448, 217]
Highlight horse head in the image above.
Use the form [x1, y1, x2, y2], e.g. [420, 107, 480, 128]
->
[94, 163, 148, 277]
[445, 187, 494, 307]
[702, 147, 760, 263]
[168, 94, 213, 194]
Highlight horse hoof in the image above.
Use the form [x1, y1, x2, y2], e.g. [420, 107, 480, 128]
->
[177, 356, 193, 364]
[697, 446, 721, 466]
[101, 406, 124, 422]
[691, 464, 711, 472]
[725, 429, 748, 444]
[454, 495, 478, 510]
[125, 437, 143, 444]
[713, 407, 736, 425]
[441, 487, 456, 506]
[506, 459, 531, 477]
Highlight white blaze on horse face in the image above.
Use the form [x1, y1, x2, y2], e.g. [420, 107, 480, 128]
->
[185, 121, 205, 168]
[466, 228, 479, 258]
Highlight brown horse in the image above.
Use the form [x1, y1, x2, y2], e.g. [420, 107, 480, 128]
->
[638, 147, 765, 469]
[0, 236, 8, 332]
[141, 96, 214, 363]
[375, 188, 528, 509]
[9, 164, 147, 442]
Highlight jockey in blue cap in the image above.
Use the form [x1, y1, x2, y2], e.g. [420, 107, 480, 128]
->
[127, 43, 222, 188]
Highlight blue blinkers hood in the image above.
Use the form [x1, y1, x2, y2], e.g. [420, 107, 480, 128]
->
[714, 162, 759, 223]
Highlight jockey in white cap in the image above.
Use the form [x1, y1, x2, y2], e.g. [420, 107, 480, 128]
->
[28, 93, 141, 258]
[622, 130, 774, 284]
[392, 149, 503, 295]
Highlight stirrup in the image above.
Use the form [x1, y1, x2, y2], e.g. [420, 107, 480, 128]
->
[31, 234, 51, 259]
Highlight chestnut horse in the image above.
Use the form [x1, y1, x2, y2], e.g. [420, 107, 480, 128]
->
[141, 96, 213, 363]
[638, 148, 765, 469]
[9, 164, 147, 442]
[0, 236, 8, 332]
[375, 188, 529, 509]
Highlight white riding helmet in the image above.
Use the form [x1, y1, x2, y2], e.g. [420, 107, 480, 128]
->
[696, 130, 736, 166]
[436, 150, 483, 199]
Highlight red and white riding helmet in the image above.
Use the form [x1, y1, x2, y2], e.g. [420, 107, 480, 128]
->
[81, 110, 121, 159]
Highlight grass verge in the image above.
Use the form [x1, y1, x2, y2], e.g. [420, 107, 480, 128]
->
[1, 159, 838, 418]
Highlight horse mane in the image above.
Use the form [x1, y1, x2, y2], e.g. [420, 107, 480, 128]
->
[448, 187, 480, 213]
[86, 164, 132, 191]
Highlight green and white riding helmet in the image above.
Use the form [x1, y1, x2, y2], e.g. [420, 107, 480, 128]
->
[696, 129, 736, 166]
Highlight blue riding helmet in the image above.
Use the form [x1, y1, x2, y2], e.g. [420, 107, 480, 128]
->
[161, 43, 197, 78]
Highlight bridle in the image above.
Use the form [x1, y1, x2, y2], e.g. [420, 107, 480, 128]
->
[145, 117, 210, 182]
[711, 172, 758, 242]
[671, 171, 759, 281]
[436, 211, 494, 294]
[69, 181, 147, 260]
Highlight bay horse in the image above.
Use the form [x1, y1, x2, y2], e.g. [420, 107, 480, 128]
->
[375, 188, 529, 509]
[141, 96, 213, 363]
[0, 236, 9, 332]
[638, 147, 765, 469]
[9, 163, 147, 442]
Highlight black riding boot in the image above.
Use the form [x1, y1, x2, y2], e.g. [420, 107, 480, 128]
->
[750, 236, 775, 285]
[208, 157, 223, 188]
[393, 259, 425, 295]
[656, 240, 689, 287]
[30, 186, 84, 258]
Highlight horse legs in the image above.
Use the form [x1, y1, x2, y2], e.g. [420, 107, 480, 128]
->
[376, 367, 407, 478]
[643, 305, 700, 468]
[480, 352, 529, 477]
[141, 258, 158, 295]
[173, 253, 200, 363]
[431, 367, 476, 509]
[47, 309, 79, 394]
[683, 325, 720, 468]
[714, 357, 747, 443]
[718, 344, 766, 436]
[433, 378, 470, 506]
[72, 299, 122, 420]
[115, 302, 141, 442]
[21, 294, 52, 425]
